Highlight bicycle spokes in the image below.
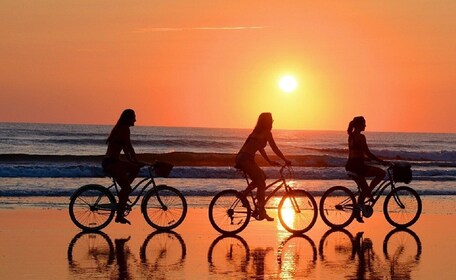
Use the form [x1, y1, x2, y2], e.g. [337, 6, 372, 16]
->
[208, 190, 251, 235]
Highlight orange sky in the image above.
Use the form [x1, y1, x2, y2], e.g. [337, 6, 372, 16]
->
[0, 1, 455, 132]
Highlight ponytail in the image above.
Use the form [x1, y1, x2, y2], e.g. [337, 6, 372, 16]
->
[347, 116, 365, 135]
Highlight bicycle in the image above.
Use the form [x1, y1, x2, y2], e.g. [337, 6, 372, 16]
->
[319, 162, 422, 229]
[208, 165, 318, 235]
[69, 161, 187, 231]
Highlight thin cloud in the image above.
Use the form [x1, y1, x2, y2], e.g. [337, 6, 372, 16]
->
[134, 26, 267, 33]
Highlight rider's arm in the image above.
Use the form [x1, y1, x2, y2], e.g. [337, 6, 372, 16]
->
[267, 133, 291, 165]
[259, 148, 274, 165]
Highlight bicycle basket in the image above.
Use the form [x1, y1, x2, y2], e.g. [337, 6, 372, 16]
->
[392, 162, 412, 184]
[154, 161, 173, 178]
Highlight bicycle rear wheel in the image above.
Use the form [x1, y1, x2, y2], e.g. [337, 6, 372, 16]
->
[319, 186, 356, 228]
[208, 190, 251, 235]
[142, 185, 187, 231]
[383, 186, 422, 228]
[278, 190, 318, 234]
[69, 184, 116, 231]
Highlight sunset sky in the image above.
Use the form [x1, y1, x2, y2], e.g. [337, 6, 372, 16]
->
[1, 1, 455, 132]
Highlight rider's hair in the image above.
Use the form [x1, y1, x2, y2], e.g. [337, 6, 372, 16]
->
[106, 109, 135, 144]
[254, 112, 273, 133]
[347, 116, 365, 135]
[117, 109, 135, 126]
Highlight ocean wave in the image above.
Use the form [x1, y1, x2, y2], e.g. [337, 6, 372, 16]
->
[1, 150, 456, 167]
[1, 163, 455, 181]
[377, 149, 456, 161]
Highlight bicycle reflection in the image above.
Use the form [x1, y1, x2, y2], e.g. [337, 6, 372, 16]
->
[383, 228, 422, 279]
[277, 234, 317, 278]
[139, 231, 187, 278]
[67, 230, 186, 279]
[318, 228, 422, 279]
[207, 235, 250, 275]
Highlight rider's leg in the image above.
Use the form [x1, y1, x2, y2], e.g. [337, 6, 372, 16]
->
[125, 162, 140, 185]
[354, 177, 369, 223]
[366, 166, 386, 190]
[240, 161, 273, 221]
[108, 162, 134, 224]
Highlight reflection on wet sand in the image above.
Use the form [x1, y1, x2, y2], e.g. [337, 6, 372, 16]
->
[67, 231, 187, 279]
[67, 228, 422, 279]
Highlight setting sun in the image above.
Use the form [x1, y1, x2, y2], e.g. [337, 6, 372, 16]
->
[278, 75, 298, 93]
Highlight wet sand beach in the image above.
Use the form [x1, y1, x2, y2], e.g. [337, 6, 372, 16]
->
[1, 196, 455, 279]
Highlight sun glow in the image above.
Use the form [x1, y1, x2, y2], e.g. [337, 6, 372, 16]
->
[278, 75, 298, 93]
[277, 205, 296, 231]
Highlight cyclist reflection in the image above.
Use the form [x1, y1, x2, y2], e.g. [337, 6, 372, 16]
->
[115, 237, 132, 280]
[318, 229, 422, 279]
[68, 231, 187, 279]
[250, 246, 274, 277]
[354, 232, 383, 279]
[67, 232, 135, 279]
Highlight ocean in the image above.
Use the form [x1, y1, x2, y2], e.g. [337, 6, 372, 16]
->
[1, 122, 455, 208]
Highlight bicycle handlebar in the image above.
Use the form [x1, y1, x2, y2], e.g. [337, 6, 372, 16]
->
[279, 164, 294, 180]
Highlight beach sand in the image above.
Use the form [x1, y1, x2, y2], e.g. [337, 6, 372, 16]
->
[1, 196, 455, 279]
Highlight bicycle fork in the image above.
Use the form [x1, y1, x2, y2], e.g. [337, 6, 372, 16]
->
[392, 192, 406, 209]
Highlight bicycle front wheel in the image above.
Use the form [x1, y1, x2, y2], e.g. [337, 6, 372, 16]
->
[208, 190, 251, 235]
[69, 184, 116, 231]
[319, 186, 356, 229]
[278, 190, 318, 234]
[142, 185, 188, 231]
[383, 186, 422, 228]
[67, 231, 115, 272]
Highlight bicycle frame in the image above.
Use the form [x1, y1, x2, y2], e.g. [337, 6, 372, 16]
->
[106, 165, 163, 208]
[241, 166, 294, 212]
[342, 165, 404, 210]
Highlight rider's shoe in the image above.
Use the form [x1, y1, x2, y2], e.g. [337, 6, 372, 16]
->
[354, 205, 364, 223]
[355, 216, 365, 223]
[115, 216, 131, 225]
[258, 210, 274, 222]
[354, 211, 364, 223]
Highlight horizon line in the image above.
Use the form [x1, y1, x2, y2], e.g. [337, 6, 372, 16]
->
[0, 121, 454, 134]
